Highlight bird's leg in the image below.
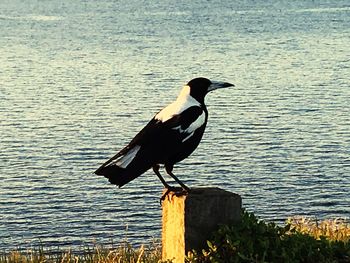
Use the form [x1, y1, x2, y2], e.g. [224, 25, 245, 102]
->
[165, 165, 190, 191]
[153, 164, 172, 189]
[153, 165, 178, 203]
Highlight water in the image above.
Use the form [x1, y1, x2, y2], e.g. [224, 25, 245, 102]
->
[1, 0, 349, 251]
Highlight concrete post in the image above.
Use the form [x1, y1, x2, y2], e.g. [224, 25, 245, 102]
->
[161, 187, 242, 263]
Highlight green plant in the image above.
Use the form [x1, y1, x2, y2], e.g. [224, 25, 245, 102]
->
[186, 211, 350, 263]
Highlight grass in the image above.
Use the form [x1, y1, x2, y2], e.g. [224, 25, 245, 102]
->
[1, 211, 349, 262]
[287, 216, 350, 242]
[0, 242, 162, 263]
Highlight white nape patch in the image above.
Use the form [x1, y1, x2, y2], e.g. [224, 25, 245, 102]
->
[155, 85, 201, 122]
[173, 112, 205, 142]
[111, 145, 141, 168]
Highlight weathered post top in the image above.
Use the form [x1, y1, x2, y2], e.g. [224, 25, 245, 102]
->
[162, 187, 242, 263]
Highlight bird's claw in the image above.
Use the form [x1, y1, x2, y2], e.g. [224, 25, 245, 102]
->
[160, 186, 176, 203]
[160, 186, 189, 204]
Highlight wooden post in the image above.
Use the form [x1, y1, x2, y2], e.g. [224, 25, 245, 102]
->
[161, 187, 242, 262]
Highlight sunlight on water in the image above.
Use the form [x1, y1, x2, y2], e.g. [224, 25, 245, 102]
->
[0, 0, 349, 251]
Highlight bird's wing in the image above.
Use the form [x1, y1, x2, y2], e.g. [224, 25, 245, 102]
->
[161, 106, 206, 142]
[131, 105, 205, 145]
[95, 105, 204, 172]
[94, 144, 133, 174]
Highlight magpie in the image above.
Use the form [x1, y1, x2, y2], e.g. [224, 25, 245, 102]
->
[95, 77, 234, 192]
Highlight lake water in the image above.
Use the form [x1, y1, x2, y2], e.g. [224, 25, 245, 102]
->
[0, 0, 349, 251]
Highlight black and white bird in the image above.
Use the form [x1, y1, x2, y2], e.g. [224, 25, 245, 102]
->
[95, 77, 234, 191]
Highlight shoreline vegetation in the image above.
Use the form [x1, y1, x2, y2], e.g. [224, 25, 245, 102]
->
[1, 211, 349, 263]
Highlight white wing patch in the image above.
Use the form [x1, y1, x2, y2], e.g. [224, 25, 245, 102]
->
[155, 85, 201, 123]
[173, 112, 206, 142]
[109, 145, 141, 168]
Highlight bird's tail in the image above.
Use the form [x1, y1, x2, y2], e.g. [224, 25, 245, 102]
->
[95, 145, 149, 187]
[95, 165, 136, 187]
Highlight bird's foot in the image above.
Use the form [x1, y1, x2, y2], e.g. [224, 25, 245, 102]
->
[160, 186, 189, 204]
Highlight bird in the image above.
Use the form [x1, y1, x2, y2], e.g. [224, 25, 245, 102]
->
[95, 77, 234, 193]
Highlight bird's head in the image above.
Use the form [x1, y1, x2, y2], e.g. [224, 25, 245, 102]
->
[185, 77, 234, 104]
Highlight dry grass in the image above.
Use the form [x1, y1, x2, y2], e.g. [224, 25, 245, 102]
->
[0, 242, 163, 263]
[287, 216, 350, 242]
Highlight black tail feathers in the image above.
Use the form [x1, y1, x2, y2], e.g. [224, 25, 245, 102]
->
[94, 165, 140, 188]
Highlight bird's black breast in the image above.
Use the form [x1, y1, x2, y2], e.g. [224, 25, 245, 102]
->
[126, 105, 208, 166]
[162, 106, 208, 165]
[165, 122, 207, 165]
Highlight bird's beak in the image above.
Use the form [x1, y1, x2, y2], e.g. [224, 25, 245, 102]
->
[208, 81, 234, 92]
